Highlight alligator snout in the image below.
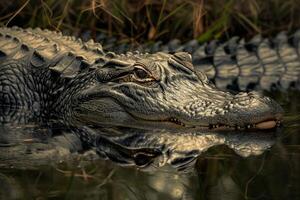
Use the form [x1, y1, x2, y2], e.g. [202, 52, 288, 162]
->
[250, 93, 283, 129]
[177, 90, 283, 131]
[209, 91, 283, 130]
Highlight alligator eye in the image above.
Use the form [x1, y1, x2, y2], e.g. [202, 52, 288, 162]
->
[134, 68, 149, 79]
[132, 66, 154, 82]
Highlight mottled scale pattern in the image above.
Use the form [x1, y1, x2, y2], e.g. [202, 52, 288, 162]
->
[95, 31, 300, 91]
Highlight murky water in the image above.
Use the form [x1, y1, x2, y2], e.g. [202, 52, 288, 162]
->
[0, 91, 299, 200]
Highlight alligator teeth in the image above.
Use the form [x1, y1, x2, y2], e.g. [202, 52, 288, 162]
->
[167, 120, 277, 130]
[169, 118, 185, 126]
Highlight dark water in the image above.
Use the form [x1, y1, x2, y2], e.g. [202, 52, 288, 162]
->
[0, 91, 299, 200]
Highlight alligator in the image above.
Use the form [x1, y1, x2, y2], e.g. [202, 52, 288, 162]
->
[0, 27, 292, 169]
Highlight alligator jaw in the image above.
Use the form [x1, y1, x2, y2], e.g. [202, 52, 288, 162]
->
[141, 116, 282, 131]
[163, 111, 283, 131]
[77, 93, 284, 131]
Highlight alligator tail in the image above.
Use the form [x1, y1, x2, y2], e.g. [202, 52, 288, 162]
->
[188, 31, 300, 91]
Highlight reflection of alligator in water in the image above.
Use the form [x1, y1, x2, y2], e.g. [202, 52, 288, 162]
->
[0, 124, 277, 169]
[0, 27, 292, 169]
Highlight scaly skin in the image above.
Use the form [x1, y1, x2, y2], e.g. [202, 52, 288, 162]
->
[0, 27, 284, 168]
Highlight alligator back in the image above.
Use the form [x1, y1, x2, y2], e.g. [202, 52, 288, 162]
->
[1, 27, 300, 92]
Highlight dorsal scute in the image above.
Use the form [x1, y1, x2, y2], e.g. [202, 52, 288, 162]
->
[50, 51, 95, 78]
[0, 26, 106, 77]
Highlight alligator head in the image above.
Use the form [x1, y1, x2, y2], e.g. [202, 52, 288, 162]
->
[67, 51, 283, 131]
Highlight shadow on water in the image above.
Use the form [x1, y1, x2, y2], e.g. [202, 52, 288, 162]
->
[0, 91, 299, 200]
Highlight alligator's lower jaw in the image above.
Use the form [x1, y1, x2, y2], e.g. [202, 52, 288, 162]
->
[165, 117, 281, 131]
[212, 120, 281, 131]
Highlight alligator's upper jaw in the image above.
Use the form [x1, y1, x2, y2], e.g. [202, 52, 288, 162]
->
[156, 92, 284, 131]
[130, 98, 283, 131]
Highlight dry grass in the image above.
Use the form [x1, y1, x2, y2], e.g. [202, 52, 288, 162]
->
[0, 0, 300, 42]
